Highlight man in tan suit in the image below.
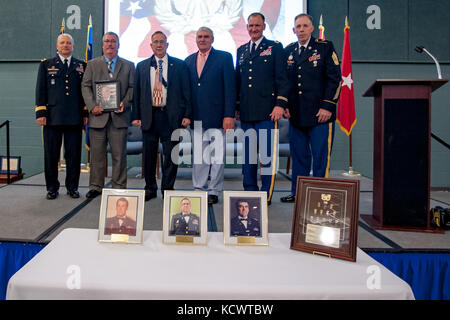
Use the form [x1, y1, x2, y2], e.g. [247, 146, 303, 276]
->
[82, 32, 135, 198]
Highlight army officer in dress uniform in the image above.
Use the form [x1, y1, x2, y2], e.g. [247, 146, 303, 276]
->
[35, 33, 88, 200]
[281, 14, 342, 203]
[236, 12, 290, 205]
[169, 198, 201, 236]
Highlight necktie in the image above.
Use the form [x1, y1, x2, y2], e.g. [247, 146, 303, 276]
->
[251, 42, 256, 54]
[153, 60, 163, 106]
[62, 58, 68, 74]
[197, 53, 206, 78]
[107, 60, 113, 78]
[299, 46, 305, 57]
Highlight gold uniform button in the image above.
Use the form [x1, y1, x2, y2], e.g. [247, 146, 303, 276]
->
[248, 76, 252, 80]
[66, 75, 69, 77]
[298, 91, 303, 95]
[249, 61, 253, 65]
[249, 69, 252, 72]
[298, 75, 301, 78]
[198, 83, 201, 86]
[66, 92, 69, 96]
[66, 86, 69, 89]
[298, 66, 302, 70]
[248, 84, 252, 88]
[298, 83, 302, 87]
[65, 80, 69, 83]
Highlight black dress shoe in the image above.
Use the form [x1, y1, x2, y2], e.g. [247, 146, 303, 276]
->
[67, 190, 80, 199]
[280, 194, 295, 203]
[86, 189, 102, 199]
[208, 195, 218, 205]
[145, 190, 157, 202]
[46, 191, 59, 200]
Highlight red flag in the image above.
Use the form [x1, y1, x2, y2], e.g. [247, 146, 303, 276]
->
[337, 17, 356, 136]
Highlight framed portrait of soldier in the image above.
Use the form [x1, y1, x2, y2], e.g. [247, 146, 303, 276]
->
[223, 191, 268, 246]
[95, 80, 120, 111]
[162, 190, 208, 245]
[98, 188, 145, 243]
[290, 177, 360, 262]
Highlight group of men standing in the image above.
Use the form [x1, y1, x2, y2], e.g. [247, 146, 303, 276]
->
[35, 12, 341, 206]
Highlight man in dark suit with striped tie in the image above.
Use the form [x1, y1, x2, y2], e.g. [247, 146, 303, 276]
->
[132, 31, 192, 201]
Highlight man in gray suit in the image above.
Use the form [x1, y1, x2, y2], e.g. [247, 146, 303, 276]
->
[82, 32, 135, 198]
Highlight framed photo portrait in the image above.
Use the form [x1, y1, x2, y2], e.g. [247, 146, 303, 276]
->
[290, 177, 360, 262]
[98, 188, 145, 244]
[0, 156, 21, 174]
[223, 191, 268, 246]
[95, 80, 120, 111]
[162, 190, 208, 245]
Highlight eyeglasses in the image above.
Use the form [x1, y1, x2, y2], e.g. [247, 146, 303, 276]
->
[152, 40, 167, 45]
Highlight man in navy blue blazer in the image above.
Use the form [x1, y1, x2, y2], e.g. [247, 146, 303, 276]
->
[185, 27, 236, 205]
[132, 31, 192, 201]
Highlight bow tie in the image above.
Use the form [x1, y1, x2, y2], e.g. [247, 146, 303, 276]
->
[238, 216, 248, 221]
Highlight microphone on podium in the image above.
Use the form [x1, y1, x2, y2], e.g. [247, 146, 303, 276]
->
[415, 45, 443, 79]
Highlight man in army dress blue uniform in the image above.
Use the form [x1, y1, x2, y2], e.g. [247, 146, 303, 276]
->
[236, 12, 290, 205]
[169, 198, 201, 236]
[35, 33, 88, 200]
[281, 14, 342, 203]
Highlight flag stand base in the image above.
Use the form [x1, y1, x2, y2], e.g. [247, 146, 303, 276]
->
[341, 167, 361, 177]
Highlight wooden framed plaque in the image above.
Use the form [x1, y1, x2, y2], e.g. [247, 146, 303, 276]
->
[95, 80, 121, 111]
[290, 177, 360, 262]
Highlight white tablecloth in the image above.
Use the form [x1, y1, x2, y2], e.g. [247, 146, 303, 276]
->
[6, 228, 414, 300]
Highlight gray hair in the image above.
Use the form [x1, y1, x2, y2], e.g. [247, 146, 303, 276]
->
[294, 13, 313, 24]
[197, 26, 214, 38]
[103, 31, 120, 45]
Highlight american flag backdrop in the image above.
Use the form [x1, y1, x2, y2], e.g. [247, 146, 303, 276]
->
[107, 0, 304, 63]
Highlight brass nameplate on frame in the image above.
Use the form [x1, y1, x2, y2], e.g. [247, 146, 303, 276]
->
[176, 235, 194, 243]
[111, 234, 130, 243]
[305, 224, 340, 248]
[237, 236, 255, 244]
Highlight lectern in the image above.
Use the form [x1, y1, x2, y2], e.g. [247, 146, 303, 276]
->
[362, 79, 448, 233]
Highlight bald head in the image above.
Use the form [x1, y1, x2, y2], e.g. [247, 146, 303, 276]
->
[56, 33, 74, 58]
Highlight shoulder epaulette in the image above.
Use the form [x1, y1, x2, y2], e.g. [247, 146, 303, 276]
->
[286, 42, 297, 48]
[274, 40, 280, 44]
[41, 58, 47, 62]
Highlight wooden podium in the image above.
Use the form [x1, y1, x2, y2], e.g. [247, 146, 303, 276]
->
[362, 79, 448, 233]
